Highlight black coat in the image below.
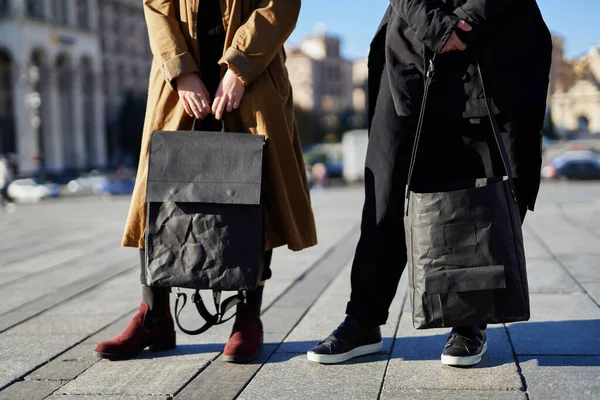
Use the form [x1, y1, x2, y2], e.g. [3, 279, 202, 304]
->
[368, 0, 552, 122]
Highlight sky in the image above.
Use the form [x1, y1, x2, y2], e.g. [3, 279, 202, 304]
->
[288, 0, 600, 60]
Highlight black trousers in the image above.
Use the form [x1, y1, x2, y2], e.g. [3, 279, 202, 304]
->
[346, 69, 544, 328]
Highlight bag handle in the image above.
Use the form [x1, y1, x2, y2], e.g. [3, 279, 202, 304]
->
[476, 55, 517, 190]
[405, 50, 517, 204]
[174, 289, 246, 335]
[191, 118, 227, 132]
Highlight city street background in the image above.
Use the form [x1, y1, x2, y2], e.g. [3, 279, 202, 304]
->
[0, 182, 599, 399]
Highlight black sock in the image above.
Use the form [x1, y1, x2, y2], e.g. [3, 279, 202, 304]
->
[240, 285, 264, 322]
[142, 286, 169, 312]
[139, 249, 170, 328]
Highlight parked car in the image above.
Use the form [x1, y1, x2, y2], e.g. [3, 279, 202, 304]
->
[303, 143, 344, 178]
[542, 150, 600, 180]
[67, 170, 108, 194]
[7, 179, 60, 203]
[96, 178, 136, 196]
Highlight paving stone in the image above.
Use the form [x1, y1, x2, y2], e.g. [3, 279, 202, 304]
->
[381, 389, 526, 400]
[260, 280, 298, 309]
[0, 229, 114, 267]
[0, 306, 137, 389]
[43, 271, 140, 316]
[0, 248, 137, 316]
[8, 315, 119, 336]
[278, 266, 407, 355]
[0, 224, 77, 252]
[262, 306, 306, 344]
[383, 315, 522, 391]
[525, 258, 581, 293]
[239, 353, 389, 400]
[51, 396, 169, 399]
[277, 265, 354, 353]
[0, 247, 88, 277]
[583, 283, 600, 305]
[526, 293, 600, 322]
[57, 353, 215, 396]
[0, 379, 62, 400]
[55, 227, 359, 399]
[0, 262, 138, 334]
[240, 274, 407, 399]
[557, 254, 600, 283]
[522, 229, 552, 259]
[175, 344, 278, 400]
[0, 361, 35, 389]
[57, 343, 101, 363]
[0, 334, 81, 362]
[0, 272, 33, 286]
[558, 202, 600, 236]
[508, 293, 600, 356]
[273, 251, 351, 303]
[26, 359, 95, 382]
[526, 206, 600, 254]
[519, 356, 600, 400]
[4, 185, 599, 399]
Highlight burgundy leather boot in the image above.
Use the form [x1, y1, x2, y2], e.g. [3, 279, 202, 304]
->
[223, 286, 264, 363]
[95, 301, 176, 361]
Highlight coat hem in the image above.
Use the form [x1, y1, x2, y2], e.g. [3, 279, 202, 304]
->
[122, 235, 145, 250]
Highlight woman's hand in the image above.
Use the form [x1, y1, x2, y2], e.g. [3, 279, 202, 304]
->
[440, 20, 472, 53]
[212, 69, 245, 121]
[176, 73, 212, 119]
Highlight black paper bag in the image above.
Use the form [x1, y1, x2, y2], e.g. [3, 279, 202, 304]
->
[406, 56, 530, 329]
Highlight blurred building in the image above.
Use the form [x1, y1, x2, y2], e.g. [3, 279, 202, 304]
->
[285, 29, 367, 135]
[286, 34, 353, 113]
[98, 0, 151, 164]
[352, 57, 368, 127]
[0, 0, 106, 175]
[549, 36, 576, 97]
[551, 42, 600, 138]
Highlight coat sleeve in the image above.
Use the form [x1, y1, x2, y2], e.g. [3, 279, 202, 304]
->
[219, 0, 301, 86]
[452, 0, 517, 29]
[143, 0, 198, 90]
[389, 0, 459, 53]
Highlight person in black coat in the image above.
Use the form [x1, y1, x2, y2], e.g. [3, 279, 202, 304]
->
[307, 0, 552, 366]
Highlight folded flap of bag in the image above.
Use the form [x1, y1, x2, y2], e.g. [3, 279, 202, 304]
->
[147, 130, 265, 204]
[425, 265, 506, 294]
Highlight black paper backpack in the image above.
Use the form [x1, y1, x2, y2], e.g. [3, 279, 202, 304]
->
[145, 122, 266, 335]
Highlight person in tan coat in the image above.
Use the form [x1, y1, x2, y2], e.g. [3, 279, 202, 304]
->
[95, 0, 317, 363]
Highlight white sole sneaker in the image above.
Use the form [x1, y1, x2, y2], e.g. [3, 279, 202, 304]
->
[306, 341, 383, 364]
[441, 342, 487, 366]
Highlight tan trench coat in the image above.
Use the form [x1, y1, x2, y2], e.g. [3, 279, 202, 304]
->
[123, 0, 317, 252]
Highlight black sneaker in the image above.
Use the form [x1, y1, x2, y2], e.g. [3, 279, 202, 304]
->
[306, 315, 383, 364]
[441, 325, 487, 366]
